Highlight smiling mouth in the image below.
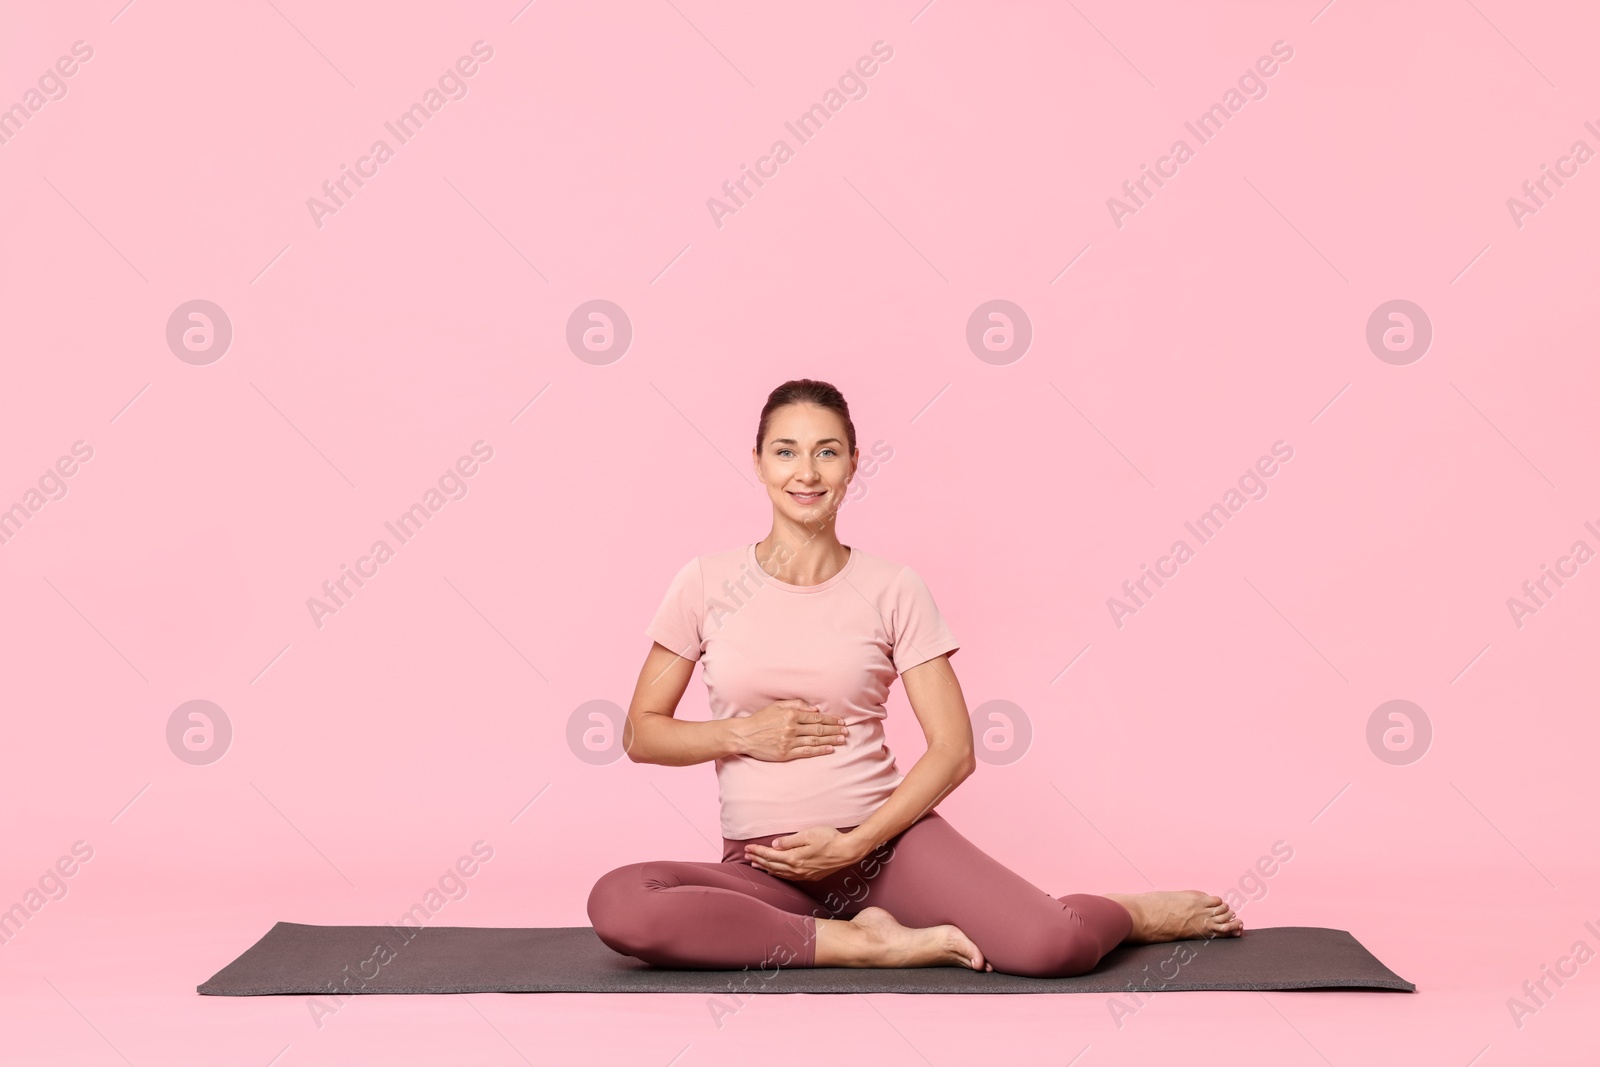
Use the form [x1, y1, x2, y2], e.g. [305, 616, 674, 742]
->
[788, 491, 825, 501]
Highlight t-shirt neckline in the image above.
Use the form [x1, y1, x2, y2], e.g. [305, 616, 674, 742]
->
[748, 541, 856, 593]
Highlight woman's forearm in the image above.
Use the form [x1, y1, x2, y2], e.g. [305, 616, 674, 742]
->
[626, 710, 743, 766]
[844, 740, 975, 858]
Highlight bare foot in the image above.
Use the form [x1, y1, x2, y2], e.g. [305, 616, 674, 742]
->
[814, 906, 994, 971]
[1102, 890, 1243, 943]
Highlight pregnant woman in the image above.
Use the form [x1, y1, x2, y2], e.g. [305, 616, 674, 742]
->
[587, 379, 1243, 976]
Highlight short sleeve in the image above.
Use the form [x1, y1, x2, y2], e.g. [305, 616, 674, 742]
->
[889, 566, 959, 674]
[645, 557, 705, 662]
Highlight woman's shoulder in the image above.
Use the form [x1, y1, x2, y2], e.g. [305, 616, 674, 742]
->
[847, 546, 937, 589]
[662, 544, 745, 566]
[659, 544, 749, 584]
[851, 547, 928, 572]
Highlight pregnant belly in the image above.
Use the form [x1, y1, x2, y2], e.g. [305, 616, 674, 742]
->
[716, 732, 902, 823]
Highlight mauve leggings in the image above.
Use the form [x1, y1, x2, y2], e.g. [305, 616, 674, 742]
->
[586, 811, 1132, 977]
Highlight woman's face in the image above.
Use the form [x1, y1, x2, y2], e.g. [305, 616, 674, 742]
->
[752, 403, 857, 530]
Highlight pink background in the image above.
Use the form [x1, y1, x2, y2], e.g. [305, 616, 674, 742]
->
[3, 0, 1598, 1063]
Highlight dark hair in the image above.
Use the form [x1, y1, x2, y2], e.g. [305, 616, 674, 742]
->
[755, 379, 857, 457]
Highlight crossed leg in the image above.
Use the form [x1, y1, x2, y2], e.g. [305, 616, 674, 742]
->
[587, 847, 829, 969]
[790, 811, 1134, 977]
[588, 811, 1165, 977]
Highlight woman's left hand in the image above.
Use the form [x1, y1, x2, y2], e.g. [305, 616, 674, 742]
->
[745, 826, 862, 881]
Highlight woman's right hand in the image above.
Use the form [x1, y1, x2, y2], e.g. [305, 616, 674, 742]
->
[733, 699, 848, 761]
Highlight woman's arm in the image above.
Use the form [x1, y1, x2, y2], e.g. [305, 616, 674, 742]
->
[622, 642, 742, 766]
[840, 653, 976, 860]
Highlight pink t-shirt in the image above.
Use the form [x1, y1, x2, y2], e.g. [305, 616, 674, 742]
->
[645, 543, 961, 840]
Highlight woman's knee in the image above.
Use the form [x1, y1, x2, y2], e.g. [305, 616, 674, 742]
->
[587, 863, 653, 953]
[995, 923, 1104, 978]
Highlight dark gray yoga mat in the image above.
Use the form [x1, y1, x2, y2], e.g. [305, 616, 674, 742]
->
[198, 922, 1415, 995]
